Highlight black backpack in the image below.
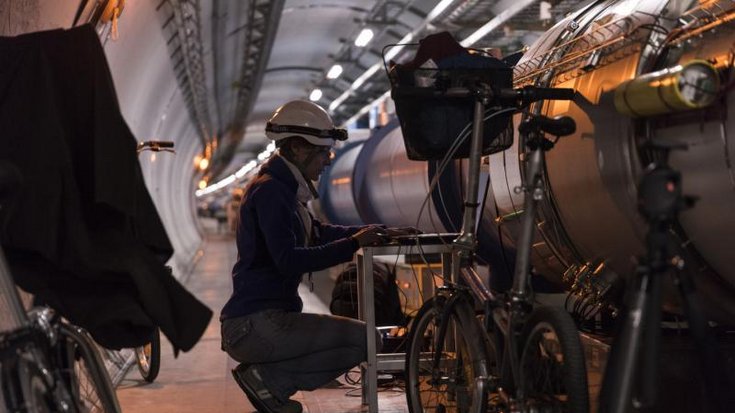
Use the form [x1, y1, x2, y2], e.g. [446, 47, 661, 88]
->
[329, 262, 405, 326]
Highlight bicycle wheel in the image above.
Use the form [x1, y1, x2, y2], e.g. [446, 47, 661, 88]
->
[56, 323, 121, 413]
[135, 327, 161, 383]
[406, 294, 491, 413]
[519, 305, 589, 413]
[1, 354, 53, 413]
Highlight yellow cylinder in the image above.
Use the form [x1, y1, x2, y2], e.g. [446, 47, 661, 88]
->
[614, 60, 720, 117]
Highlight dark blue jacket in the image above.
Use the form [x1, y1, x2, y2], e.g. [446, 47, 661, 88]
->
[220, 155, 363, 320]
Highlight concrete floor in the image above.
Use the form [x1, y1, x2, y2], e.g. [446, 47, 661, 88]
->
[115, 224, 409, 413]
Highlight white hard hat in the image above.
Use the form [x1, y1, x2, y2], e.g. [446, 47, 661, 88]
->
[265, 100, 348, 146]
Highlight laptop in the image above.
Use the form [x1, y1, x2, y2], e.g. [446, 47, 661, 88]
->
[384, 232, 459, 246]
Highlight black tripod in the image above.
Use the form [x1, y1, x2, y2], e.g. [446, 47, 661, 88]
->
[599, 141, 730, 413]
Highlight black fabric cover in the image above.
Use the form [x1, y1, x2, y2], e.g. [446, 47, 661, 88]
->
[0, 25, 212, 352]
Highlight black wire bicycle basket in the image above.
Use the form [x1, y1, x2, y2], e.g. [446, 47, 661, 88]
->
[384, 39, 514, 161]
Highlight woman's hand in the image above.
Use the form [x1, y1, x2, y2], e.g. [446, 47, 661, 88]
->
[351, 226, 422, 248]
[350, 226, 388, 247]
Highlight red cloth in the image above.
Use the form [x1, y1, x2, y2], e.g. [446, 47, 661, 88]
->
[399, 31, 467, 70]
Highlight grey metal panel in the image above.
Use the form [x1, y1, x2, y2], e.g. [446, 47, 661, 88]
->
[362, 128, 447, 232]
[667, 27, 735, 290]
[325, 145, 364, 225]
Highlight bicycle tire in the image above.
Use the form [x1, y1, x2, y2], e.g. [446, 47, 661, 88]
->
[406, 294, 491, 413]
[519, 305, 589, 413]
[135, 327, 161, 383]
[57, 323, 122, 413]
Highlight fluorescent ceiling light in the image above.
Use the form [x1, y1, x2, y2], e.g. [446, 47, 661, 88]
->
[309, 89, 323, 101]
[235, 160, 257, 178]
[460, 0, 536, 47]
[426, 0, 456, 20]
[195, 174, 237, 197]
[326, 64, 343, 79]
[354, 28, 374, 47]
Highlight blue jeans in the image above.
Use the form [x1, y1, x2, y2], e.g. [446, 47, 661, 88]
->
[221, 310, 381, 400]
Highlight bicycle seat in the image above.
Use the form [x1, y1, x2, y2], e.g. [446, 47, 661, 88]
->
[519, 115, 576, 137]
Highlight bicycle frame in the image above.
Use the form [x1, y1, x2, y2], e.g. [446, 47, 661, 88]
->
[402, 83, 582, 413]
[449, 128, 556, 400]
[446, 86, 571, 407]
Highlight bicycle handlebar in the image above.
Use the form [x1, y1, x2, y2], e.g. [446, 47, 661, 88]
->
[498, 86, 575, 103]
[153, 141, 175, 148]
[137, 141, 176, 153]
[391, 85, 575, 106]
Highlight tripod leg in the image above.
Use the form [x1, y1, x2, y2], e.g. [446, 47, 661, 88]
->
[674, 268, 732, 413]
[635, 269, 662, 408]
[599, 267, 651, 413]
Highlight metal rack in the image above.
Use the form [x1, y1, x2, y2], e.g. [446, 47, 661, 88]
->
[356, 240, 454, 413]
[514, 14, 649, 85]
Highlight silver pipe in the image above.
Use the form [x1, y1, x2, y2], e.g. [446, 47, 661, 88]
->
[511, 147, 543, 296]
[460, 266, 495, 303]
[454, 98, 486, 252]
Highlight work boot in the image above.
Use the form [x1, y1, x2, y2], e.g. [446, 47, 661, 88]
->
[232, 364, 303, 413]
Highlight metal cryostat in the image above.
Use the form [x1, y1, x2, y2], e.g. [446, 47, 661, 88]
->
[320, 0, 735, 324]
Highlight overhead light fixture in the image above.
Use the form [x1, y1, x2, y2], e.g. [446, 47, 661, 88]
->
[309, 89, 323, 101]
[198, 158, 209, 171]
[195, 174, 236, 197]
[326, 64, 343, 79]
[539, 1, 552, 21]
[195, 141, 284, 197]
[354, 28, 374, 47]
[257, 146, 274, 160]
[235, 160, 258, 178]
[460, 0, 535, 47]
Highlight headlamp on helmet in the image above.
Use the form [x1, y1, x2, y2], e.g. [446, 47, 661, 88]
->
[265, 100, 347, 146]
[265, 123, 347, 141]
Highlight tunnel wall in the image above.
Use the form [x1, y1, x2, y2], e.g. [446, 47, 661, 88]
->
[1, 1, 205, 280]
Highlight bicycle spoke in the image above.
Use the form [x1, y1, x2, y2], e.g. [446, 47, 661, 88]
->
[407, 296, 489, 413]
